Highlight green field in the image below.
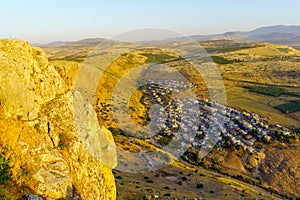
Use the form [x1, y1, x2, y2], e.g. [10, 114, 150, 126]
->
[141, 53, 176, 63]
[211, 56, 234, 64]
[245, 86, 286, 96]
[276, 101, 300, 113]
[244, 86, 300, 114]
[48, 56, 86, 62]
[202, 42, 262, 53]
[204, 46, 253, 53]
[199, 55, 234, 64]
[245, 86, 300, 97]
[291, 100, 300, 104]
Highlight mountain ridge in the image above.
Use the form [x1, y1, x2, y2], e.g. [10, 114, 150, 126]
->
[156, 25, 300, 47]
[34, 25, 300, 48]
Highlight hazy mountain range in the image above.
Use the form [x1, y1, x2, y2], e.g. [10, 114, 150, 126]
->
[163, 25, 300, 47]
[38, 25, 300, 48]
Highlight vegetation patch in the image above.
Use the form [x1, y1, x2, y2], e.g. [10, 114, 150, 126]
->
[276, 101, 300, 113]
[204, 46, 257, 53]
[49, 53, 109, 62]
[115, 176, 123, 180]
[200, 56, 234, 64]
[277, 48, 291, 53]
[145, 179, 154, 183]
[211, 56, 234, 64]
[108, 128, 128, 136]
[49, 57, 85, 62]
[196, 183, 204, 189]
[291, 100, 300, 104]
[244, 85, 300, 113]
[245, 86, 286, 96]
[216, 177, 260, 194]
[177, 181, 183, 185]
[141, 53, 176, 63]
[0, 154, 12, 185]
[0, 187, 12, 200]
[246, 85, 300, 96]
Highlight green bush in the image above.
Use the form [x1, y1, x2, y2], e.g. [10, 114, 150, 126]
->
[115, 176, 123, 180]
[181, 176, 188, 181]
[196, 183, 204, 189]
[211, 56, 233, 64]
[0, 154, 12, 185]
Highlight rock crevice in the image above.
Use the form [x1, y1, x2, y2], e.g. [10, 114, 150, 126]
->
[0, 39, 116, 199]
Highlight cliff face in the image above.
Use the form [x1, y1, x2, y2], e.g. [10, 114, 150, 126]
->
[0, 39, 116, 199]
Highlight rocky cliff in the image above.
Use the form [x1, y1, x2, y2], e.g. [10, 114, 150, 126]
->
[0, 39, 116, 199]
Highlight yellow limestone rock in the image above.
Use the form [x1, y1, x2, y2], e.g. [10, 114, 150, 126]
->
[0, 39, 116, 199]
[73, 90, 117, 168]
[0, 39, 65, 120]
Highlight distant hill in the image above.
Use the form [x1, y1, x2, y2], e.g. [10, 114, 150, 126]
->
[244, 25, 300, 36]
[162, 25, 300, 47]
[36, 25, 300, 48]
[38, 37, 107, 47]
[247, 32, 300, 44]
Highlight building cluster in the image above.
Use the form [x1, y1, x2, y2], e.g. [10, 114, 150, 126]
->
[139, 80, 279, 154]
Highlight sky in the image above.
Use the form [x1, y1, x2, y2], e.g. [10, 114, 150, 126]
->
[1, 0, 300, 43]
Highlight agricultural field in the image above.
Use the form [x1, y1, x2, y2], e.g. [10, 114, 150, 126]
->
[276, 100, 300, 113]
[245, 85, 300, 97]
[216, 43, 300, 128]
[245, 86, 287, 96]
[241, 85, 300, 116]
[224, 85, 300, 127]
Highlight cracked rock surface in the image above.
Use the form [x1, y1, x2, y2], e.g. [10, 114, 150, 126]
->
[0, 39, 116, 199]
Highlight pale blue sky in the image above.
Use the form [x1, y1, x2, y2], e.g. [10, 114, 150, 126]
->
[1, 0, 299, 43]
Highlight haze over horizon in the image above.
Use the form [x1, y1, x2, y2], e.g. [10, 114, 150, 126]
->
[1, 0, 300, 43]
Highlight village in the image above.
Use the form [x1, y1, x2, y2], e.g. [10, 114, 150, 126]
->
[139, 79, 291, 154]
